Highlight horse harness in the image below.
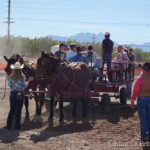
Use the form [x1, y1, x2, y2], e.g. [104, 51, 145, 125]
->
[47, 62, 80, 91]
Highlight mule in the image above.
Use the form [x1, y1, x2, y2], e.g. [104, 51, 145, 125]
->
[37, 52, 90, 122]
[3, 54, 46, 120]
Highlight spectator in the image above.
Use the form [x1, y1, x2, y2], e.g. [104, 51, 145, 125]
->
[126, 48, 135, 98]
[68, 46, 88, 64]
[117, 45, 129, 63]
[7, 62, 33, 130]
[102, 32, 114, 82]
[107, 52, 123, 82]
[111, 53, 123, 69]
[117, 45, 129, 81]
[64, 45, 70, 52]
[66, 43, 77, 61]
[81, 45, 86, 52]
[128, 48, 134, 62]
[131, 62, 150, 142]
[87, 45, 97, 67]
[55, 43, 66, 61]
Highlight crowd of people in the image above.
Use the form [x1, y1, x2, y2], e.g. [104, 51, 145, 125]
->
[54, 32, 135, 84]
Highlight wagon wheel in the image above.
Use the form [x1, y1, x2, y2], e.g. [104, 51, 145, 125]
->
[120, 87, 127, 105]
[101, 94, 111, 113]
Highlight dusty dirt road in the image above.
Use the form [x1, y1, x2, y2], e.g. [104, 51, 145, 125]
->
[0, 71, 149, 150]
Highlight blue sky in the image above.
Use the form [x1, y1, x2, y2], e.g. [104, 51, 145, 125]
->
[0, 0, 150, 44]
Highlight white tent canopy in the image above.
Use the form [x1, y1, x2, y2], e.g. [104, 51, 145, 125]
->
[51, 45, 59, 54]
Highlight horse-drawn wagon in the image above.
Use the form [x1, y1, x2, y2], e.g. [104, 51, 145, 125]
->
[3, 53, 135, 123]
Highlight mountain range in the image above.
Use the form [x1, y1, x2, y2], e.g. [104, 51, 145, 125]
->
[48, 32, 150, 52]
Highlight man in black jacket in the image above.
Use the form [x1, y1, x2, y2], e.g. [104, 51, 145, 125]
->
[102, 32, 114, 82]
[55, 43, 66, 61]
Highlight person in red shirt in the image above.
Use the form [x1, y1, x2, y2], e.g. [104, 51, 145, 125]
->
[131, 62, 150, 142]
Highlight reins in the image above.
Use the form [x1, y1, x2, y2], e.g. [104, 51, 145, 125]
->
[59, 64, 79, 89]
[1, 73, 8, 100]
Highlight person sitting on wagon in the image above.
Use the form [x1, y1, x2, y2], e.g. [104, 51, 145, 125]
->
[108, 52, 124, 81]
[66, 43, 77, 62]
[81, 45, 86, 52]
[111, 52, 123, 69]
[86, 45, 102, 87]
[68, 46, 102, 89]
[86, 45, 97, 67]
[55, 43, 66, 61]
[117, 45, 129, 64]
[131, 62, 150, 142]
[64, 45, 70, 52]
[68, 46, 88, 64]
[117, 45, 129, 80]
[7, 62, 33, 130]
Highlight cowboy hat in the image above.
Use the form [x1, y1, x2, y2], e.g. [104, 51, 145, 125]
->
[139, 62, 150, 72]
[10, 62, 24, 69]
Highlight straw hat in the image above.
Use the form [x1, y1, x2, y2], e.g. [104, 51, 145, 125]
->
[10, 62, 24, 69]
[139, 62, 150, 72]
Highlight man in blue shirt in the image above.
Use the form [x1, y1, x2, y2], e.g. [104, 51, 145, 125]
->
[102, 32, 114, 82]
[68, 46, 88, 64]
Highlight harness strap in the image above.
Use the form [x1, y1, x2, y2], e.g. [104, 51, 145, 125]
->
[59, 66, 79, 89]
[1, 73, 8, 100]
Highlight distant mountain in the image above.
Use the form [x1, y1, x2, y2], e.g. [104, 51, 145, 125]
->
[123, 42, 150, 52]
[48, 32, 105, 43]
[48, 32, 150, 51]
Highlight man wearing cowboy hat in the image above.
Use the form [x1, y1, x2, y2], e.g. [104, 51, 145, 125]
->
[131, 62, 150, 142]
[66, 43, 77, 61]
[7, 62, 33, 130]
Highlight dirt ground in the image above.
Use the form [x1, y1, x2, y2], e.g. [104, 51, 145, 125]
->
[0, 71, 150, 150]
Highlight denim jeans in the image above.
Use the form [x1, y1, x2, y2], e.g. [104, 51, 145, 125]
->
[137, 97, 150, 138]
[7, 91, 24, 129]
[103, 54, 112, 81]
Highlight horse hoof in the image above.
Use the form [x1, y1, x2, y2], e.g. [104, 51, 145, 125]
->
[48, 118, 53, 123]
[59, 120, 64, 125]
[24, 117, 30, 123]
[34, 115, 42, 120]
[72, 117, 77, 123]
[82, 118, 89, 124]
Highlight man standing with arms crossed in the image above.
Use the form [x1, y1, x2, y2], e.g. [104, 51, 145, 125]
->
[102, 32, 114, 82]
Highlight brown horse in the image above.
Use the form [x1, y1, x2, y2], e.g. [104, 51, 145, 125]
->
[3, 54, 46, 120]
[37, 52, 90, 122]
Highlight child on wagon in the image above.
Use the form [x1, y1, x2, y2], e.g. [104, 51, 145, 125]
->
[7, 62, 33, 130]
[111, 52, 123, 69]
[108, 52, 123, 82]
